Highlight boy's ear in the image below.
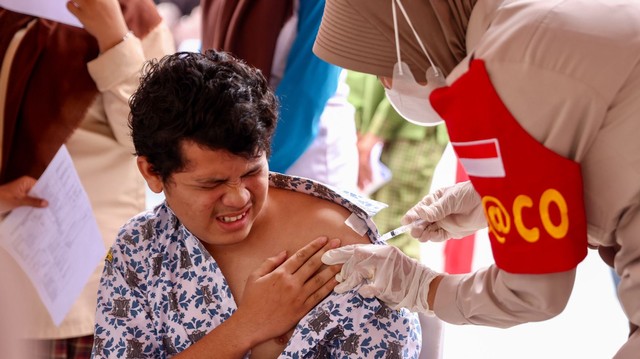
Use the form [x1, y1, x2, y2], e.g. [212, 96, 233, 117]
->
[137, 156, 164, 193]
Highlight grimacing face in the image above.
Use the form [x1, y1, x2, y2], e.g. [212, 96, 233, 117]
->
[138, 140, 269, 248]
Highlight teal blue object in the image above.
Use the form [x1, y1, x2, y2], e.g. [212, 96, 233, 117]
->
[268, 0, 341, 172]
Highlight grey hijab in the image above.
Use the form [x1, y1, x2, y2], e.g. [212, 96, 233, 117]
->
[314, 0, 478, 82]
[430, 0, 477, 73]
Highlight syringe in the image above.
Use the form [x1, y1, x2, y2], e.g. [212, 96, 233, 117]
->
[377, 219, 426, 242]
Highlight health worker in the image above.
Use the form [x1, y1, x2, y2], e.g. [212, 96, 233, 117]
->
[313, 1, 640, 358]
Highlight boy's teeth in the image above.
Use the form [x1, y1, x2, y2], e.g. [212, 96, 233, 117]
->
[221, 213, 243, 222]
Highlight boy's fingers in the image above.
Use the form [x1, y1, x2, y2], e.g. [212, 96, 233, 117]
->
[292, 238, 340, 279]
[280, 236, 328, 274]
[252, 251, 287, 278]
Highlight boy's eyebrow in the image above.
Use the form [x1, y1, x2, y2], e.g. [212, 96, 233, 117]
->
[192, 163, 263, 184]
[193, 177, 225, 185]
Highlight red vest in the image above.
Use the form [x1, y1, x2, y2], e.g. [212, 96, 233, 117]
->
[430, 60, 587, 274]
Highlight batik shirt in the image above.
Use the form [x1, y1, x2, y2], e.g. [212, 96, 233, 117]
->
[91, 173, 422, 358]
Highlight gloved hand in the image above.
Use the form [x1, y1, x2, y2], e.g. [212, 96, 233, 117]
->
[321, 244, 440, 313]
[402, 180, 486, 242]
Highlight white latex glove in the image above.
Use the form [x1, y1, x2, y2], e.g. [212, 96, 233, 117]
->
[322, 244, 440, 313]
[402, 180, 486, 242]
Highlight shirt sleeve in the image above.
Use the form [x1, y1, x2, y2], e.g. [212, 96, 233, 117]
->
[87, 22, 175, 151]
[282, 293, 422, 358]
[92, 234, 162, 358]
[332, 302, 422, 358]
[434, 261, 576, 327]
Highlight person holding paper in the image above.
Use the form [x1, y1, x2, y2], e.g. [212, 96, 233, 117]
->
[0, 0, 174, 357]
[92, 50, 422, 358]
[0, 176, 47, 215]
[0, 173, 47, 359]
[201, 0, 360, 191]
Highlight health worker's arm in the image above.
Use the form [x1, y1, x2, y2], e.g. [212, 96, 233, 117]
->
[432, 267, 575, 328]
[424, 61, 588, 327]
[324, 243, 576, 328]
[427, 55, 597, 328]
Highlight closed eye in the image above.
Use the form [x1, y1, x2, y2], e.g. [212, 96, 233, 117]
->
[243, 168, 263, 178]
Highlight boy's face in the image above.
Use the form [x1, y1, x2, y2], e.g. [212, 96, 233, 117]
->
[140, 140, 269, 248]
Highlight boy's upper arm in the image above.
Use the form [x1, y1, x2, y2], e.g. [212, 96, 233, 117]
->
[295, 188, 379, 247]
[316, 206, 375, 246]
[338, 226, 372, 246]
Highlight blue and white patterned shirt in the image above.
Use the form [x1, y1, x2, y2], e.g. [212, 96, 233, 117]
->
[92, 173, 422, 358]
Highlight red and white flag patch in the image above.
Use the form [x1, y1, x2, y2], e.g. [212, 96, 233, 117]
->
[451, 139, 505, 178]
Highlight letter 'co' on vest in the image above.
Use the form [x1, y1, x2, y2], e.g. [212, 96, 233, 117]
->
[430, 60, 587, 274]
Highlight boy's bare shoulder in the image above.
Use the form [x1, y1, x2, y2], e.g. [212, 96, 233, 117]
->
[268, 187, 370, 247]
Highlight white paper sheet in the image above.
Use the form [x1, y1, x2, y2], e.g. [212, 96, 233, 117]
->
[0, 0, 82, 28]
[0, 145, 104, 326]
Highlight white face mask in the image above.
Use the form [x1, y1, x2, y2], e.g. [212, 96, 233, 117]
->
[385, 63, 446, 126]
[384, 0, 446, 126]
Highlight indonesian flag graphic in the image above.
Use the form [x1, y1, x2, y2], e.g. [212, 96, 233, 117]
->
[451, 139, 505, 178]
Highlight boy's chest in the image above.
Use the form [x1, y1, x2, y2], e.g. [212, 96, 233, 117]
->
[213, 226, 307, 303]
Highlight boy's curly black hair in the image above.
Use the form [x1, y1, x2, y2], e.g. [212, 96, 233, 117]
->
[129, 50, 278, 182]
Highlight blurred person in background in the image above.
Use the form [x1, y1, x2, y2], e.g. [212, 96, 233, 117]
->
[155, 0, 199, 16]
[201, 0, 359, 191]
[0, 176, 47, 358]
[346, 71, 447, 260]
[155, 0, 201, 51]
[0, 0, 174, 357]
